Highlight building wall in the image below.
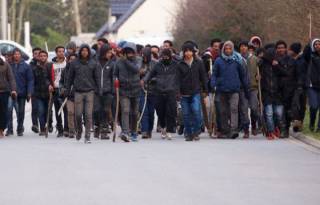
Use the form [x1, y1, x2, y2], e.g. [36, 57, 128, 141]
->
[112, 0, 179, 45]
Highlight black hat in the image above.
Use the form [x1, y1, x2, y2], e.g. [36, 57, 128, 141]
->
[182, 42, 196, 53]
[289, 42, 302, 54]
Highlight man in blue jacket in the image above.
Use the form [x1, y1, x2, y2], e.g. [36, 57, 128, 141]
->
[211, 41, 249, 139]
[6, 48, 34, 136]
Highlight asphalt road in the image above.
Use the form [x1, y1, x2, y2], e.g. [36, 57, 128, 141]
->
[0, 115, 319, 205]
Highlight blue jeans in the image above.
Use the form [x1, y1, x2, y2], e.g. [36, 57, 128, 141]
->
[139, 93, 155, 133]
[37, 98, 49, 130]
[264, 104, 284, 132]
[7, 96, 26, 132]
[181, 93, 202, 136]
[308, 88, 320, 128]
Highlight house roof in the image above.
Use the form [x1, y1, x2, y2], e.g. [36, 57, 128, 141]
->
[96, 0, 146, 38]
[110, 0, 137, 16]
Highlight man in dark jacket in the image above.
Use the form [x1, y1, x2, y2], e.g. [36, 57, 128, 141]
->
[306, 38, 320, 132]
[288, 43, 308, 132]
[177, 41, 208, 141]
[0, 57, 17, 137]
[67, 44, 99, 144]
[138, 47, 157, 139]
[93, 44, 114, 140]
[211, 41, 249, 139]
[113, 42, 142, 142]
[33, 51, 54, 136]
[30, 47, 42, 133]
[7, 48, 34, 136]
[142, 49, 178, 140]
[59, 53, 77, 138]
[274, 40, 298, 138]
[259, 48, 286, 140]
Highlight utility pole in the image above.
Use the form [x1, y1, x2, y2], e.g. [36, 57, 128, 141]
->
[1, 0, 8, 40]
[72, 0, 82, 35]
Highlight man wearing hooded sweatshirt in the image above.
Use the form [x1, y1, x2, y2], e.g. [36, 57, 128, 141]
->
[177, 41, 208, 141]
[139, 47, 157, 139]
[142, 49, 178, 140]
[0, 56, 17, 138]
[288, 43, 308, 132]
[114, 42, 142, 142]
[211, 41, 249, 139]
[67, 44, 99, 144]
[7, 48, 34, 136]
[306, 39, 320, 132]
[93, 44, 114, 140]
[52, 46, 68, 137]
[259, 47, 286, 140]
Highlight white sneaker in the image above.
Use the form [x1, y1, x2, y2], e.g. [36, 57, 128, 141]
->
[167, 133, 172, 140]
[161, 128, 167, 139]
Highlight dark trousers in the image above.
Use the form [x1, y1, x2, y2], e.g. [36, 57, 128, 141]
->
[0, 92, 9, 130]
[51, 89, 67, 132]
[139, 93, 155, 133]
[217, 92, 239, 135]
[37, 97, 49, 130]
[155, 93, 177, 133]
[31, 96, 39, 127]
[308, 88, 320, 129]
[94, 93, 113, 131]
[7, 96, 26, 132]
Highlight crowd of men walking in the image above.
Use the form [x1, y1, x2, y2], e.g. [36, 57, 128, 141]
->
[0, 36, 319, 143]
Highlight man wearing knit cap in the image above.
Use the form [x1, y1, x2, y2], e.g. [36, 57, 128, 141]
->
[176, 41, 208, 141]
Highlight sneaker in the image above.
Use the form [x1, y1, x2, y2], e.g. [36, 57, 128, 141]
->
[267, 132, 275, 140]
[280, 129, 289, 138]
[251, 128, 258, 136]
[243, 130, 250, 139]
[31, 125, 39, 133]
[274, 127, 281, 138]
[193, 134, 200, 141]
[178, 125, 184, 135]
[5, 130, 13, 136]
[84, 137, 91, 144]
[161, 128, 167, 139]
[100, 133, 110, 140]
[230, 132, 239, 139]
[141, 132, 149, 139]
[94, 126, 100, 139]
[167, 133, 173, 140]
[57, 132, 63, 138]
[63, 130, 69, 137]
[48, 125, 53, 133]
[185, 135, 193, 141]
[120, 134, 130, 142]
[76, 133, 82, 141]
[17, 132, 23, 137]
[131, 133, 138, 142]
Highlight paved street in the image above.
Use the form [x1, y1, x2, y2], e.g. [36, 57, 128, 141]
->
[0, 112, 320, 205]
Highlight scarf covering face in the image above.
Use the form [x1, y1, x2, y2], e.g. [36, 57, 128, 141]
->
[221, 41, 243, 65]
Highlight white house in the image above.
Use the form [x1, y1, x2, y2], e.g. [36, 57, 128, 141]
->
[96, 0, 180, 46]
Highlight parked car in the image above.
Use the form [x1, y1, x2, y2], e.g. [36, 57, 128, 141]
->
[0, 40, 32, 62]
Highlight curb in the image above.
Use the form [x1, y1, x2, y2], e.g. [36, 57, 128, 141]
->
[290, 130, 320, 150]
